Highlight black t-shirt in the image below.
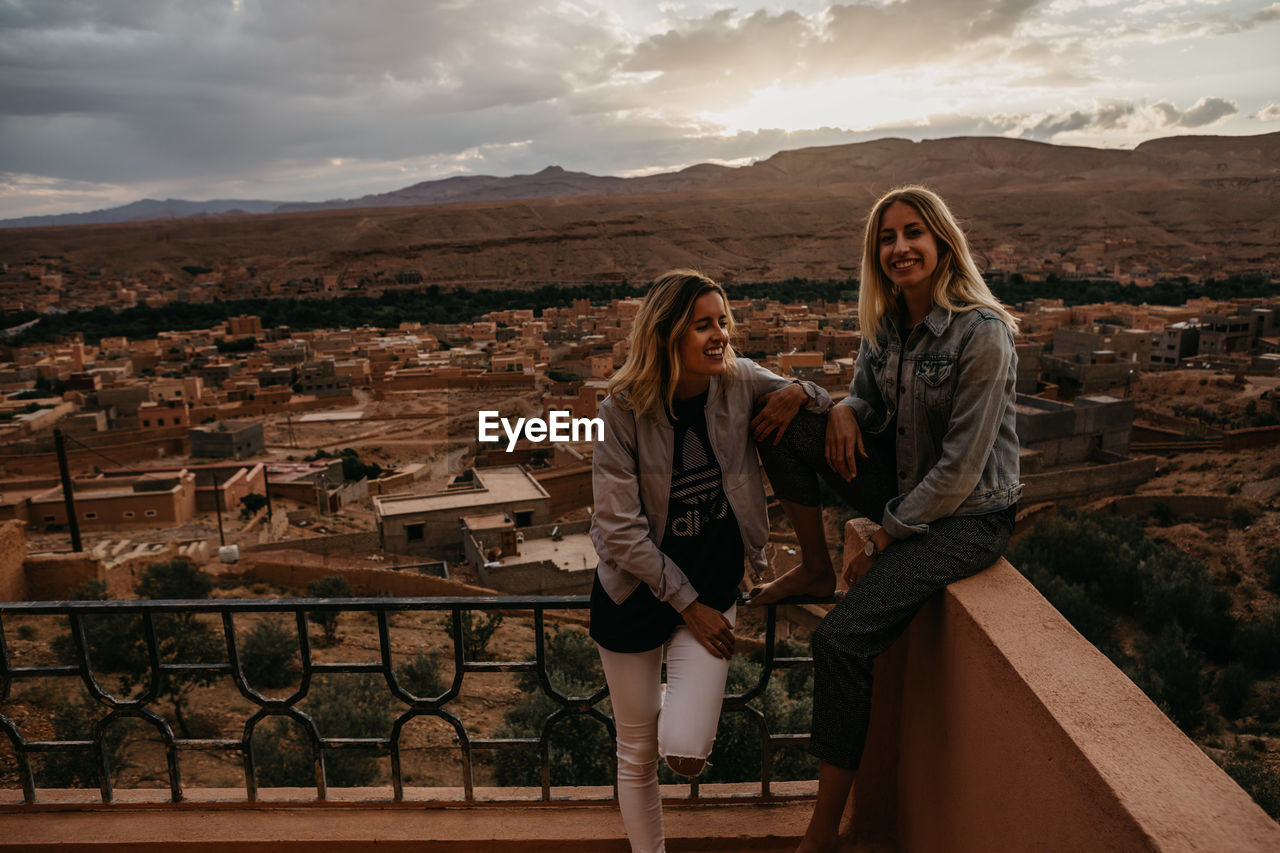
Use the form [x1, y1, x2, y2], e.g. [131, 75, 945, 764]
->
[590, 390, 745, 653]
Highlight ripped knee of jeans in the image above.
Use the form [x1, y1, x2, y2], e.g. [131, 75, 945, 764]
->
[664, 754, 706, 778]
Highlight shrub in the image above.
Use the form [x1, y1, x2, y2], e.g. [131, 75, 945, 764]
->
[1138, 552, 1235, 663]
[1131, 625, 1207, 731]
[458, 611, 504, 661]
[53, 562, 221, 737]
[700, 655, 791, 784]
[395, 650, 444, 698]
[491, 627, 611, 787]
[1236, 608, 1280, 676]
[253, 673, 393, 788]
[1217, 748, 1280, 818]
[1227, 499, 1261, 529]
[239, 492, 269, 520]
[1264, 548, 1280, 594]
[306, 575, 355, 645]
[1213, 664, 1255, 719]
[37, 695, 132, 788]
[239, 617, 300, 689]
[1149, 501, 1175, 527]
[135, 558, 213, 601]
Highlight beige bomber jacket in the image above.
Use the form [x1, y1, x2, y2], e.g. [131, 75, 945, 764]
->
[589, 359, 832, 613]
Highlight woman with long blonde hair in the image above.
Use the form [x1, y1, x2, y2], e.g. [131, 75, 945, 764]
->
[590, 269, 832, 852]
[748, 187, 1021, 852]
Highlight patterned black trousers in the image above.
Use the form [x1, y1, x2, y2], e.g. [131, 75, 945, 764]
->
[757, 409, 1014, 771]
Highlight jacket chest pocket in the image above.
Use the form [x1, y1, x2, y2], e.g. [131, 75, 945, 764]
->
[915, 355, 955, 411]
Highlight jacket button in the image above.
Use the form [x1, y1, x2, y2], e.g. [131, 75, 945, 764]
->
[898, 427, 906, 436]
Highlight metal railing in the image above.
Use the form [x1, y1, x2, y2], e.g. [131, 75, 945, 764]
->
[0, 595, 826, 806]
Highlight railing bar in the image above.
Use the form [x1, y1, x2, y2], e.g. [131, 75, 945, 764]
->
[376, 610, 407, 803]
[0, 613, 11, 699]
[0, 595, 828, 808]
[1, 664, 82, 677]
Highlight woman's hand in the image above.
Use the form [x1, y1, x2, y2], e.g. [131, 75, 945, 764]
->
[751, 382, 808, 445]
[680, 601, 735, 659]
[825, 404, 867, 481]
[844, 528, 894, 587]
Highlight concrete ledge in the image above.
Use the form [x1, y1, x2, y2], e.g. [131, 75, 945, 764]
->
[876, 554, 1280, 852]
[0, 784, 818, 851]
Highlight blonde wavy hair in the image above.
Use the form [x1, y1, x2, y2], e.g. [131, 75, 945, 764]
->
[608, 269, 737, 415]
[858, 185, 1017, 349]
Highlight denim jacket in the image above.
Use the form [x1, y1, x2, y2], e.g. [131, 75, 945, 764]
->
[838, 302, 1021, 540]
[591, 359, 832, 611]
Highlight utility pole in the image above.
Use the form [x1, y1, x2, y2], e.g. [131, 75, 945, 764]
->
[53, 429, 83, 553]
[214, 482, 226, 548]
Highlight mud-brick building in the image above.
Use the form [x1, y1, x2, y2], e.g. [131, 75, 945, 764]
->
[26, 470, 197, 529]
[189, 420, 265, 459]
[373, 465, 550, 555]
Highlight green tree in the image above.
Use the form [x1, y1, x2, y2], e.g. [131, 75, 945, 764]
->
[491, 627, 612, 787]
[395, 650, 444, 698]
[457, 610, 504, 661]
[306, 575, 355, 645]
[252, 673, 393, 788]
[36, 694, 133, 788]
[238, 492, 269, 520]
[54, 561, 222, 737]
[239, 617, 301, 690]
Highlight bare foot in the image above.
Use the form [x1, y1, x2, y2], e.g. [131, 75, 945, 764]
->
[747, 563, 835, 606]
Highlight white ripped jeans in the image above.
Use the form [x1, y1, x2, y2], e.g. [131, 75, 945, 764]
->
[596, 605, 735, 853]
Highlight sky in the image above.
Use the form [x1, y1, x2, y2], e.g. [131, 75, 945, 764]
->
[1, 0, 1277, 219]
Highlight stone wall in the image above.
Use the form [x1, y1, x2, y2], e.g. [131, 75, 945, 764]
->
[479, 559, 594, 596]
[23, 552, 102, 600]
[533, 465, 592, 518]
[238, 560, 494, 597]
[0, 520, 26, 601]
[1019, 455, 1158, 504]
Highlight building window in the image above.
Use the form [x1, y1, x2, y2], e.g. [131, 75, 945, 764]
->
[515, 510, 533, 527]
[405, 523, 425, 541]
[143, 420, 151, 427]
[145, 510, 157, 517]
[43, 515, 56, 523]
[123, 511, 135, 519]
[83, 512, 97, 520]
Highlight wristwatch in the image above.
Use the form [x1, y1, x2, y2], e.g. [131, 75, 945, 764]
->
[863, 537, 881, 559]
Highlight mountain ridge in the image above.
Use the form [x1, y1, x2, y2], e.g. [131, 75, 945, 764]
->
[8, 132, 1277, 230]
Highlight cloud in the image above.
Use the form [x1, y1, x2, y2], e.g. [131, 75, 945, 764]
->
[1177, 96, 1238, 127]
[0, 0, 1271, 218]
[1156, 96, 1239, 128]
[1257, 103, 1280, 121]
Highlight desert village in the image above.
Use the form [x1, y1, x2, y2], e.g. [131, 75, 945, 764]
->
[2, 248, 1280, 849]
[1, 255, 1279, 604]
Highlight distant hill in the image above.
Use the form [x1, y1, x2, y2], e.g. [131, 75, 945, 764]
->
[6, 132, 1277, 229]
[0, 198, 287, 229]
[2, 132, 1277, 285]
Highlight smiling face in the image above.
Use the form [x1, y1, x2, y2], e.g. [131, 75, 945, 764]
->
[674, 290, 730, 398]
[878, 200, 941, 296]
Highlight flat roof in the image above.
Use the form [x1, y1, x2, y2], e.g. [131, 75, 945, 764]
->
[461, 512, 513, 531]
[498, 532, 597, 574]
[375, 466, 548, 517]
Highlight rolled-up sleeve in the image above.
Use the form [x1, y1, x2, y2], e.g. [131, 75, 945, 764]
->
[882, 319, 1015, 538]
[589, 399, 699, 612]
[737, 358, 832, 413]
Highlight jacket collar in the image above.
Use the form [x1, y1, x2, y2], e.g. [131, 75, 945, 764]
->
[891, 297, 954, 339]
